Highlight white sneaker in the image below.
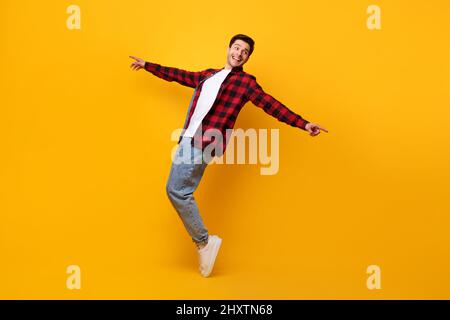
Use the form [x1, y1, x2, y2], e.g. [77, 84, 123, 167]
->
[197, 235, 222, 277]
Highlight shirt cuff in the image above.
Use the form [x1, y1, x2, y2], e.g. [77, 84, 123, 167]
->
[144, 61, 158, 72]
[296, 118, 309, 130]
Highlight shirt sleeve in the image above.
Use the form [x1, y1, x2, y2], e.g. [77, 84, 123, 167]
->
[247, 76, 310, 130]
[144, 61, 206, 88]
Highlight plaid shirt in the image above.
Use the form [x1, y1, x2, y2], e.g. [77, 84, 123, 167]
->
[144, 61, 310, 156]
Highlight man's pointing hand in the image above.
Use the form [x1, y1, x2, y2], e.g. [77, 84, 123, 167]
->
[305, 123, 329, 137]
[129, 55, 145, 71]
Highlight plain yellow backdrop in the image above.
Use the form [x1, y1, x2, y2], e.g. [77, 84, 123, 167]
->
[1, 0, 449, 299]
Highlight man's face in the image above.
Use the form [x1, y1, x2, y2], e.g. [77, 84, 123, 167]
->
[227, 39, 251, 68]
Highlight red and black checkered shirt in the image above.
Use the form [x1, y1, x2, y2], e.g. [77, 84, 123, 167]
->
[144, 61, 310, 156]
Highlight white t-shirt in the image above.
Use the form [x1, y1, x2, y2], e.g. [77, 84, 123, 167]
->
[182, 68, 232, 138]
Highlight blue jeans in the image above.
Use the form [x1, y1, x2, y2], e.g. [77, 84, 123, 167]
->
[166, 136, 210, 247]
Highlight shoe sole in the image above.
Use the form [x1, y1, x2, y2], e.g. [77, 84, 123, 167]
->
[201, 237, 222, 277]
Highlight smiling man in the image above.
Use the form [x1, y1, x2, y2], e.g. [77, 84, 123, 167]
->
[129, 34, 328, 277]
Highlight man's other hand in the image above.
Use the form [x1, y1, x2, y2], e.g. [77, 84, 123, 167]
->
[129, 55, 145, 71]
[305, 123, 329, 136]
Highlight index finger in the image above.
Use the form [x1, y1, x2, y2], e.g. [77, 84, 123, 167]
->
[129, 55, 139, 61]
[319, 126, 329, 133]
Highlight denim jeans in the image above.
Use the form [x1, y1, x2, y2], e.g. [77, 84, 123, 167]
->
[166, 136, 210, 247]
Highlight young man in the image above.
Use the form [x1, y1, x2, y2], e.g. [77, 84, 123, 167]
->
[129, 34, 328, 277]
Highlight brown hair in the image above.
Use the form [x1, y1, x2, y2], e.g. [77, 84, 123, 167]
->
[229, 34, 255, 56]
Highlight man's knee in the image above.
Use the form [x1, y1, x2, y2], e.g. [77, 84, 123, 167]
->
[166, 180, 176, 200]
[166, 179, 193, 203]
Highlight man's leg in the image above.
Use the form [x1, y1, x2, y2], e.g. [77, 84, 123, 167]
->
[166, 137, 209, 248]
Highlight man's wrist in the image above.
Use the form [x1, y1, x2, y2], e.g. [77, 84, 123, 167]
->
[298, 119, 310, 130]
[144, 61, 160, 72]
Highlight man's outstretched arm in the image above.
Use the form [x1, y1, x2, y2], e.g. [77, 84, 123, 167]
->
[247, 76, 310, 129]
[129, 55, 204, 88]
[247, 76, 329, 136]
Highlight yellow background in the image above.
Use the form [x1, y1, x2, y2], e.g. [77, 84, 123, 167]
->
[1, 0, 449, 299]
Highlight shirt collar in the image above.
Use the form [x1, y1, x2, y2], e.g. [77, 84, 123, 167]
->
[221, 65, 243, 73]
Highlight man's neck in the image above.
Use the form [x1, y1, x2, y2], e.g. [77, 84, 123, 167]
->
[224, 64, 243, 71]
